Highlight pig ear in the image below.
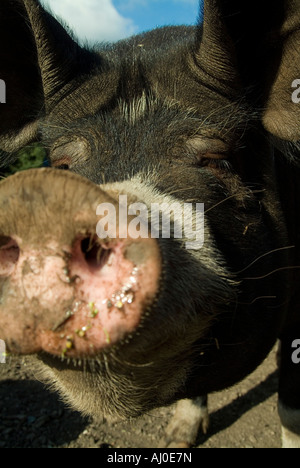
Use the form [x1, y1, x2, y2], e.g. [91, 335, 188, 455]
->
[0, 0, 98, 157]
[196, 0, 300, 143]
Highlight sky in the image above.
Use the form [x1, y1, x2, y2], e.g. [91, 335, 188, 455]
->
[43, 0, 202, 44]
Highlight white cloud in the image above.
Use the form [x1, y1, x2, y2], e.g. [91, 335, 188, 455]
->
[43, 0, 138, 43]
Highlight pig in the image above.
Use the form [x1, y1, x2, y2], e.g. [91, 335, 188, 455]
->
[0, 0, 300, 448]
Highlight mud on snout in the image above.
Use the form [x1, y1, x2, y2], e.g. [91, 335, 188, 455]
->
[0, 169, 162, 359]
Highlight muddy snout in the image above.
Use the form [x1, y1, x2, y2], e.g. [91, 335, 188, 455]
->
[0, 169, 161, 357]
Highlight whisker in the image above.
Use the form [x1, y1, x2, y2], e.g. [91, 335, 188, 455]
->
[235, 245, 295, 275]
[237, 296, 277, 305]
[110, 353, 154, 369]
[167, 187, 195, 196]
[103, 353, 112, 377]
[204, 189, 266, 214]
[242, 265, 300, 281]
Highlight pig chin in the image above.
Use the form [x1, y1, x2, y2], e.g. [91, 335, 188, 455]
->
[37, 346, 191, 420]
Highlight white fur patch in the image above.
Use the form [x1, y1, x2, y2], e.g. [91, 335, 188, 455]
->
[102, 175, 232, 280]
[158, 397, 209, 448]
[278, 401, 300, 448]
[120, 94, 149, 125]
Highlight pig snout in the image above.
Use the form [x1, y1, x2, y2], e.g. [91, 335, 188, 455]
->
[0, 169, 161, 358]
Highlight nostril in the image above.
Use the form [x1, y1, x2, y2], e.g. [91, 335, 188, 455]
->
[81, 236, 112, 271]
[0, 236, 20, 277]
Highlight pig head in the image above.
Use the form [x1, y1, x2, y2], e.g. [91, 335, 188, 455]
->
[0, 0, 300, 445]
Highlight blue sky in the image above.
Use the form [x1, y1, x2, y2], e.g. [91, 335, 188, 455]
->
[44, 0, 202, 43]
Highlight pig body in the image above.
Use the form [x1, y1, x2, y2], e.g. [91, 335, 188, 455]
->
[0, 0, 300, 447]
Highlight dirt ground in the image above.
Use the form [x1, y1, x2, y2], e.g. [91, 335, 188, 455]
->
[0, 347, 281, 448]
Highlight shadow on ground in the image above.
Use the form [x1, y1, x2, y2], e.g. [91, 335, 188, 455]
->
[0, 351, 280, 448]
[0, 378, 88, 448]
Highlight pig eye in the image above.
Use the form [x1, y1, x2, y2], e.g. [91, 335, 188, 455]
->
[50, 138, 91, 170]
[51, 156, 71, 171]
[195, 153, 231, 170]
[185, 137, 231, 170]
[56, 164, 70, 171]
